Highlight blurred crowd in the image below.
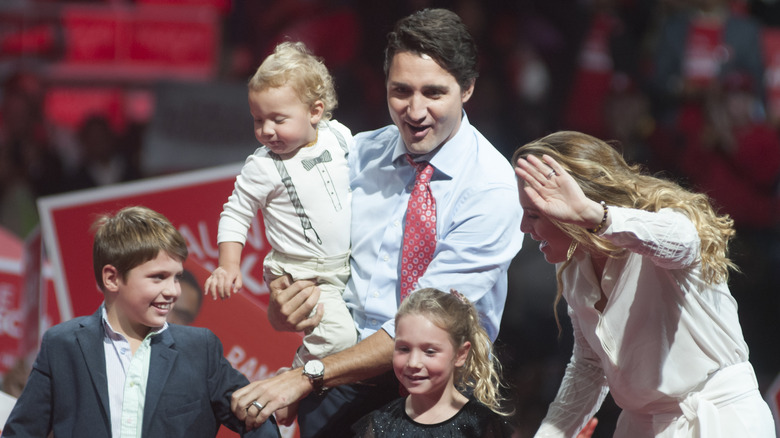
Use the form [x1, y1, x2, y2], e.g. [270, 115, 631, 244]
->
[1, 0, 779, 436]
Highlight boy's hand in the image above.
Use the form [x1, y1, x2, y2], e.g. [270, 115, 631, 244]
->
[204, 265, 243, 300]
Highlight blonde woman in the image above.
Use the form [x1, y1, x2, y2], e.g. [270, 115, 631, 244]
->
[513, 131, 775, 437]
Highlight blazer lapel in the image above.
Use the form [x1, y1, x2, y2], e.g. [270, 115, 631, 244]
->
[142, 329, 177, 436]
[76, 310, 111, 430]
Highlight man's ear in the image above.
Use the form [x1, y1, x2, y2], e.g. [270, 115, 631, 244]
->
[102, 265, 121, 293]
[461, 80, 475, 104]
[455, 341, 471, 367]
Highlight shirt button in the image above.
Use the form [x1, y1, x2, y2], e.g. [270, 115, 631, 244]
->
[383, 254, 389, 262]
[393, 220, 400, 227]
[370, 319, 378, 326]
[372, 291, 379, 298]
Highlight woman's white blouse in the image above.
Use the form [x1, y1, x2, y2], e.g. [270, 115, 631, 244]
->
[535, 207, 750, 437]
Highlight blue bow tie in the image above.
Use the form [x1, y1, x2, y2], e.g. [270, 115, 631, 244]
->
[301, 150, 332, 171]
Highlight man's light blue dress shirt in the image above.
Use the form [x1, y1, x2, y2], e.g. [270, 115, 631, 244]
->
[344, 113, 524, 341]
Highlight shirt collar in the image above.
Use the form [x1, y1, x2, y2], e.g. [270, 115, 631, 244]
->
[392, 111, 473, 180]
[100, 302, 167, 341]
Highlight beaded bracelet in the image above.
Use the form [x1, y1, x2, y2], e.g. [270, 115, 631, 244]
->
[589, 201, 608, 234]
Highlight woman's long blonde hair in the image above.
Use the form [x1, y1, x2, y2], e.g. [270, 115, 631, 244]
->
[512, 131, 738, 329]
[396, 288, 510, 416]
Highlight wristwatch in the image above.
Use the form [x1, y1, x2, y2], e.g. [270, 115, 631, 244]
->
[303, 359, 326, 396]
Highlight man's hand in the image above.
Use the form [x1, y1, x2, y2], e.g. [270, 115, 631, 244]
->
[233, 330, 395, 430]
[231, 367, 312, 429]
[266, 275, 324, 332]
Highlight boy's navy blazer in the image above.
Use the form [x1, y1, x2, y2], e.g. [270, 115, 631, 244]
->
[3, 309, 280, 438]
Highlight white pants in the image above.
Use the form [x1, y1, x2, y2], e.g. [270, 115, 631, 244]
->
[263, 249, 358, 368]
[614, 362, 776, 438]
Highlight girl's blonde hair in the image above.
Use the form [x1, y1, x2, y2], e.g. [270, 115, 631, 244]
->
[512, 131, 738, 330]
[396, 288, 510, 416]
[248, 41, 337, 120]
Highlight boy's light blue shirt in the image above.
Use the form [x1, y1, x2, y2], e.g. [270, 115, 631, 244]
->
[101, 304, 166, 438]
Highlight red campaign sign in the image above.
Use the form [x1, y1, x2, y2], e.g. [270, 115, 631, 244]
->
[0, 254, 24, 376]
[61, 7, 119, 63]
[21, 230, 63, 359]
[58, 4, 218, 80]
[44, 87, 126, 133]
[0, 227, 23, 265]
[683, 20, 725, 87]
[135, 0, 232, 15]
[0, 227, 60, 379]
[37, 164, 302, 437]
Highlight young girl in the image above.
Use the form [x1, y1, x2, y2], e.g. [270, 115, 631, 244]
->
[514, 131, 775, 437]
[351, 288, 514, 437]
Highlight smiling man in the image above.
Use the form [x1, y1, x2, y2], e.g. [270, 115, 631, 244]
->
[230, 9, 524, 437]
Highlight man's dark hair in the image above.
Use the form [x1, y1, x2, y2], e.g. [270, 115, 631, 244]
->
[384, 8, 479, 90]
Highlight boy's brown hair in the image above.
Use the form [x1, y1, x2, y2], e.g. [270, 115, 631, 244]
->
[92, 206, 188, 290]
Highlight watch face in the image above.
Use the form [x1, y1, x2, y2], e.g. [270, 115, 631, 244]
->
[305, 360, 324, 376]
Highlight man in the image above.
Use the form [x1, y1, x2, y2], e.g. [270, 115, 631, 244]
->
[231, 9, 524, 437]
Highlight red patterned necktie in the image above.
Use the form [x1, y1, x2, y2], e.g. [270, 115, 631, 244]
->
[400, 155, 437, 301]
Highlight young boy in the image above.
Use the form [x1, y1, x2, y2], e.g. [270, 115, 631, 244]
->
[2, 206, 280, 438]
[204, 41, 357, 371]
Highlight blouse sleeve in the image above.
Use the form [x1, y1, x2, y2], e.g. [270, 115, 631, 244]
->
[600, 206, 701, 270]
[534, 308, 609, 438]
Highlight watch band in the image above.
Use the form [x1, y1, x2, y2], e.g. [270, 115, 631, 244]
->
[309, 373, 325, 396]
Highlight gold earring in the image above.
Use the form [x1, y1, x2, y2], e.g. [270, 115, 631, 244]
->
[567, 240, 578, 261]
